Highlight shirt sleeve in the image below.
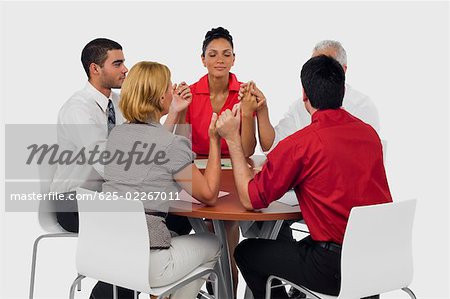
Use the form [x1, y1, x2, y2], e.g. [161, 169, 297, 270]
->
[343, 86, 380, 134]
[58, 103, 108, 177]
[356, 95, 380, 134]
[249, 139, 305, 209]
[168, 135, 196, 175]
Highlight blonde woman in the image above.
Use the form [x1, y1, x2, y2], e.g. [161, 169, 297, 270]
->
[102, 61, 221, 298]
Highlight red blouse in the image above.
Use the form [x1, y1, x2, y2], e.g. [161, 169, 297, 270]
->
[187, 73, 241, 156]
[248, 109, 392, 244]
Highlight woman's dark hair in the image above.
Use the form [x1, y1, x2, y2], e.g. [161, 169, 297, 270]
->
[201, 27, 234, 56]
[300, 55, 345, 110]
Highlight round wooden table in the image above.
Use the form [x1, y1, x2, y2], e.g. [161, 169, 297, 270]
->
[170, 167, 302, 299]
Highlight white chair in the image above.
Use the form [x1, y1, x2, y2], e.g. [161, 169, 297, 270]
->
[70, 188, 219, 299]
[266, 199, 417, 299]
[29, 163, 81, 299]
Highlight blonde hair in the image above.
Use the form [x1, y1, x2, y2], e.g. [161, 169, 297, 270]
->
[120, 61, 171, 123]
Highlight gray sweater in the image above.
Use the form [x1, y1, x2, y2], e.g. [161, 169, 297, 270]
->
[102, 122, 194, 248]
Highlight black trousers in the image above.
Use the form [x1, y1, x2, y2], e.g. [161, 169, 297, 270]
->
[254, 220, 295, 242]
[234, 236, 341, 299]
[56, 212, 192, 299]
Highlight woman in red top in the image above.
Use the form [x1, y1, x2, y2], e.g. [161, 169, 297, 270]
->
[181, 27, 256, 157]
[178, 27, 256, 298]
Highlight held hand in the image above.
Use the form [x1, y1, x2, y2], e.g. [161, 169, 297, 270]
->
[208, 112, 220, 141]
[238, 81, 267, 112]
[216, 103, 241, 142]
[238, 82, 248, 102]
[240, 81, 258, 115]
[170, 82, 192, 113]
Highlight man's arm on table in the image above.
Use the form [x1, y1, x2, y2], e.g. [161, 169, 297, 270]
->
[227, 137, 254, 210]
[217, 104, 303, 211]
[216, 105, 254, 210]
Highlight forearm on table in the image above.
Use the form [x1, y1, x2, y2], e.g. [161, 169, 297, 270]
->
[240, 113, 257, 157]
[257, 107, 275, 152]
[227, 138, 254, 210]
[204, 137, 221, 197]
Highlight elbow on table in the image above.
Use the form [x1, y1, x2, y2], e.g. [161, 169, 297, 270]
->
[243, 149, 255, 158]
[241, 198, 255, 211]
[203, 196, 217, 207]
[243, 141, 256, 158]
[260, 143, 271, 153]
[197, 189, 218, 206]
[260, 138, 275, 153]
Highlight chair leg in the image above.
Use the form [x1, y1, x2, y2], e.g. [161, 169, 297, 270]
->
[29, 233, 78, 299]
[134, 290, 139, 299]
[264, 276, 290, 299]
[402, 287, 417, 299]
[29, 236, 41, 299]
[113, 285, 118, 299]
[69, 275, 85, 299]
[212, 272, 219, 299]
[77, 279, 82, 291]
[265, 275, 274, 299]
[265, 275, 324, 299]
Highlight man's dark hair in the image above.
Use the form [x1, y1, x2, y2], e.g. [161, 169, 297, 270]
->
[300, 55, 345, 110]
[202, 27, 234, 56]
[81, 38, 122, 79]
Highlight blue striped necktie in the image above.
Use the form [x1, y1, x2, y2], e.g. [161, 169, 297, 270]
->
[107, 99, 116, 135]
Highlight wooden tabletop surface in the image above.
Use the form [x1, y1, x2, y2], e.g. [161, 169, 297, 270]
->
[170, 166, 302, 221]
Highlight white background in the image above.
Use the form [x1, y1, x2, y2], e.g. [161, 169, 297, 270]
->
[1, 1, 449, 298]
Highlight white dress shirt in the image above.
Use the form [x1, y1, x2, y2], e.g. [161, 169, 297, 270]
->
[269, 84, 380, 152]
[51, 82, 124, 193]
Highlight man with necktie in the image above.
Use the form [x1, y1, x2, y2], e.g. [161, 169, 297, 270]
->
[51, 38, 190, 299]
[51, 38, 127, 233]
[50, 38, 135, 299]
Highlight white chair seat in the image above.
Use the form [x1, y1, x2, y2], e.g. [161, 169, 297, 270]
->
[70, 188, 219, 299]
[266, 200, 417, 299]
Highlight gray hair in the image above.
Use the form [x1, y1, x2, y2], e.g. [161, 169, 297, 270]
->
[313, 40, 347, 66]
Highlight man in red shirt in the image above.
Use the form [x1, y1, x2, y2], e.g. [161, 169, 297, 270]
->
[215, 55, 392, 298]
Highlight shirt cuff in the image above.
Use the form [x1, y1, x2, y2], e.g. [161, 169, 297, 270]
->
[248, 179, 268, 210]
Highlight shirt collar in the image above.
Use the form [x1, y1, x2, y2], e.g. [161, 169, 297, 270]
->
[196, 73, 240, 94]
[311, 108, 345, 123]
[84, 81, 111, 112]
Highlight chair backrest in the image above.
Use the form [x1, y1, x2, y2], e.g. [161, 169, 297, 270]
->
[338, 199, 417, 299]
[75, 188, 153, 293]
[37, 162, 63, 232]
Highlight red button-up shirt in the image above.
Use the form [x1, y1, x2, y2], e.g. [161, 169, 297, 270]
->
[248, 108, 392, 244]
[187, 73, 241, 156]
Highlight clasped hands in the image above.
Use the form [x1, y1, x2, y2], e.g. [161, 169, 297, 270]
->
[211, 104, 241, 143]
[239, 81, 267, 114]
[209, 81, 266, 143]
[169, 82, 192, 113]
